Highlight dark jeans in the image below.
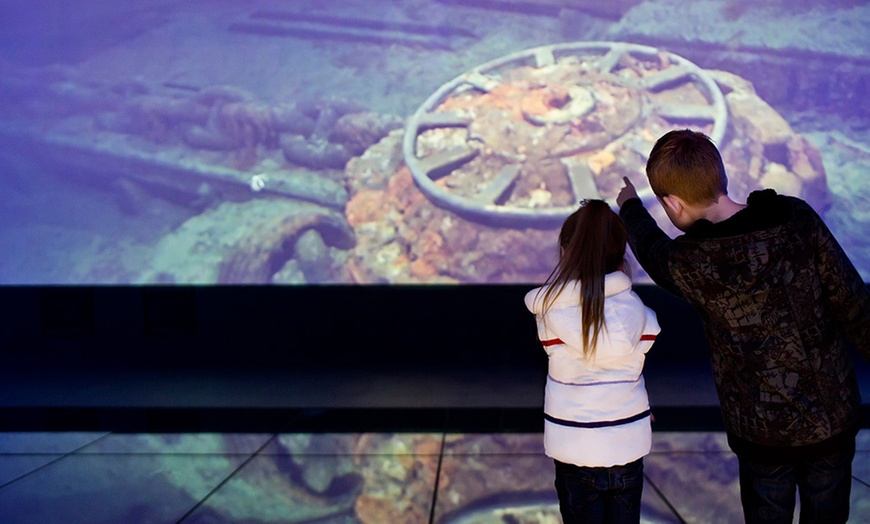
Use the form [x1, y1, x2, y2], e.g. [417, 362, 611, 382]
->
[554, 458, 644, 524]
[738, 437, 855, 524]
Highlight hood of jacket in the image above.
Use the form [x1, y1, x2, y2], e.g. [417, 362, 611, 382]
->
[670, 189, 810, 306]
[525, 271, 633, 315]
[525, 271, 659, 380]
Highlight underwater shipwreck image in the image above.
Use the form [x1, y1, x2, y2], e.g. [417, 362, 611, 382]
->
[0, 0, 868, 284]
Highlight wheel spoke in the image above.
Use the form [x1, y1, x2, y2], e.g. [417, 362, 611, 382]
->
[641, 66, 693, 91]
[463, 71, 501, 92]
[564, 158, 600, 202]
[654, 102, 718, 123]
[416, 112, 472, 130]
[597, 48, 623, 74]
[417, 147, 479, 180]
[475, 164, 520, 204]
[533, 48, 556, 67]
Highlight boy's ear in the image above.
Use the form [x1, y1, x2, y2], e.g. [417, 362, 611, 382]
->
[660, 194, 684, 217]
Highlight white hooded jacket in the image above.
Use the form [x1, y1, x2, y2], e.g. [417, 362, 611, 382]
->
[525, 271, 660, 467]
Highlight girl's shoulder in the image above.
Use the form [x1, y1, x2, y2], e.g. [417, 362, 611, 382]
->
[524, 286, 543, 313]
[524, 281, 582, 313]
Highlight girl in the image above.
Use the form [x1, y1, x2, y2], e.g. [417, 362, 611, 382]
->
[525, 199, 660, 524]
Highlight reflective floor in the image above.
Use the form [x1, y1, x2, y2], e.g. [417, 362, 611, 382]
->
[0, 360, 868, 523]
[0, 429, 869, 523]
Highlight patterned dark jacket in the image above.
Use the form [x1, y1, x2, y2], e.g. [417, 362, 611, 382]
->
[621, 189, 870, 449]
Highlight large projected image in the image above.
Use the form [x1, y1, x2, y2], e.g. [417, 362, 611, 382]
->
[0, 0, 867, 284]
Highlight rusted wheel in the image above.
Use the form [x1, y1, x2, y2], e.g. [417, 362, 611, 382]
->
[403, 42, 728, 227]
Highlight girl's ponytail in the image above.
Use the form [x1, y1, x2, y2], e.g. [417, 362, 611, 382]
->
[539, 200, 628, 356]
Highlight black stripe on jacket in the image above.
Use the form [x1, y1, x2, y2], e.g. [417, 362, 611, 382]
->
[544, 410, 651, 429]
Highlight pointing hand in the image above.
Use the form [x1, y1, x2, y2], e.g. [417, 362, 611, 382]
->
[616, 177, 640, 208]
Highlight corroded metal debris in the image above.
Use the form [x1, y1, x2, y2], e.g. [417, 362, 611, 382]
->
[343, 42, 830, 284]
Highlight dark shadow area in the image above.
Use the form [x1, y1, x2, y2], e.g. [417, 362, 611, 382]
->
[0, 285, 867, 433]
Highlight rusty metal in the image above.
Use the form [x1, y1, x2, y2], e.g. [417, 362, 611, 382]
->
[0, 124, 349, 211]
[403, 42, 728, 227]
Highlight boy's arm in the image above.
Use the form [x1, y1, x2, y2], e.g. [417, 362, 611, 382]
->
[810, 207, 870, 361]
[616, 178, 680, 296]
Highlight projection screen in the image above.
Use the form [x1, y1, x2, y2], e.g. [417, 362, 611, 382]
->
[1, 0, 867, 285]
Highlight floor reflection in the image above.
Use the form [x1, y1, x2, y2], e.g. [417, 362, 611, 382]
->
[0, 431, 868, 523]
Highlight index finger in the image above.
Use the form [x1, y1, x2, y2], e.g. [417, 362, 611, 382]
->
[622, 176, 634, 187]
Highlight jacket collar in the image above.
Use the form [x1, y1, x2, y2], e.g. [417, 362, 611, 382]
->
[604, 271, 633, 296]
[547, 271, 632, 306]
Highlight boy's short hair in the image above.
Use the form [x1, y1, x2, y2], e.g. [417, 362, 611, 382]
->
[646, 129, 728, 206]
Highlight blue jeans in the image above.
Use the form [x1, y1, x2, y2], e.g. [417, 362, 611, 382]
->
[738, 438, 855, 524]
[553, 458, 644, 524]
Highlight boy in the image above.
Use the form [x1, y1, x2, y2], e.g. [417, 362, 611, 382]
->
[616, 129, 870, 523]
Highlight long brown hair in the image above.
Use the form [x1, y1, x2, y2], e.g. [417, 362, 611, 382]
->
[539, 200, 628, 357]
